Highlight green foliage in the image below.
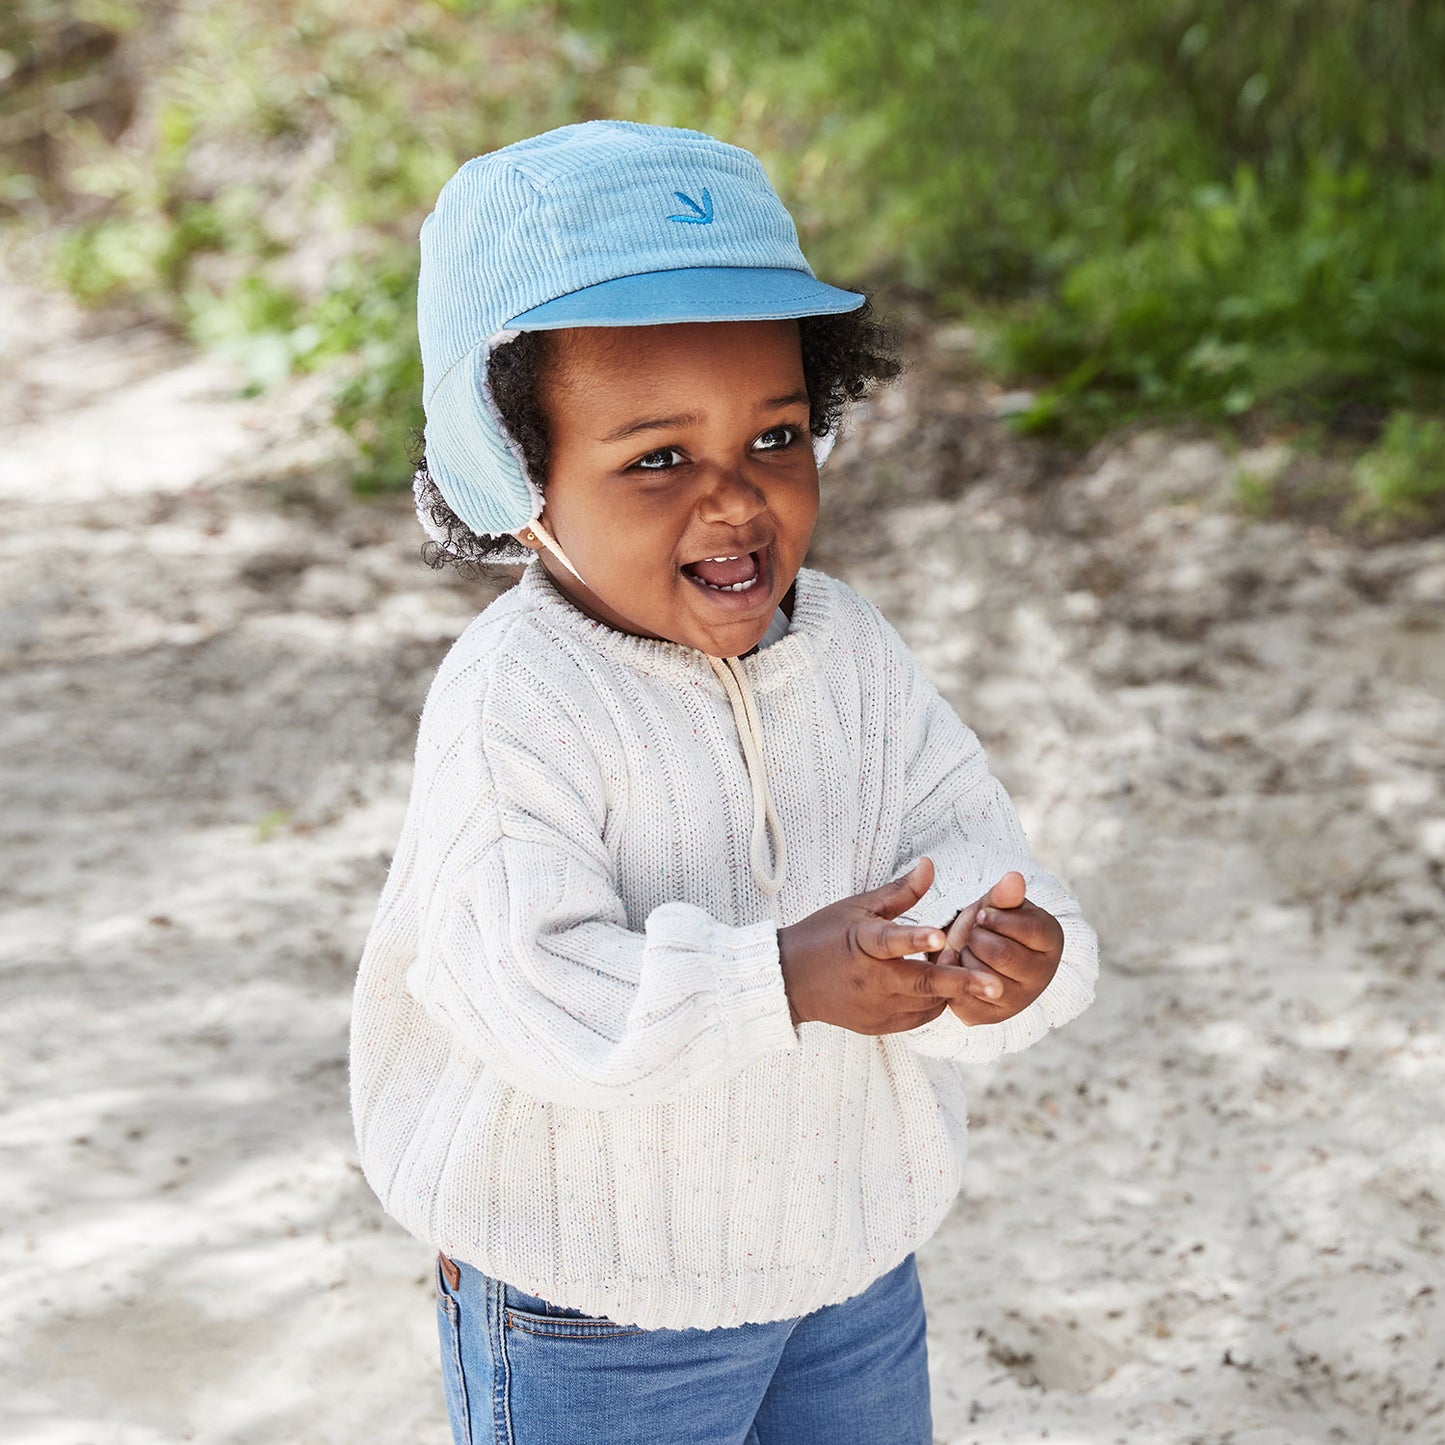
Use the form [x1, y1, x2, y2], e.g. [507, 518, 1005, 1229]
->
[253, 806, 292, 841]
[4, 0, 1444, 518]
[995, 163, 1445, 440]
[313, 263, 426, 491]
[559, 0, 1445, 448]
[1234, 466, 1278, 521]
[4, 0, 635, 484]
[1353, 413, 1445, 524]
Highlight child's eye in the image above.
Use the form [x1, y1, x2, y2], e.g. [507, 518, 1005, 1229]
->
[633, 447, 686, 471]
[753, 425, 801, 452]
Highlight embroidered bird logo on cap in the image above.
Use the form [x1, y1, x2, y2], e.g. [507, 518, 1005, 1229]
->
[668, 188, 714, 224]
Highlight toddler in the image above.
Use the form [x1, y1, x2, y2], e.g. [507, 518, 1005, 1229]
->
[350, 121, 1098, 1445]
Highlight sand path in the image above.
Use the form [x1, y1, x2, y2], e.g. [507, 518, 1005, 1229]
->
[2, 281, 1442, 1443]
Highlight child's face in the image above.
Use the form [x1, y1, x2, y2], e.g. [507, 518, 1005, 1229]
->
[522, 319, 819, 658]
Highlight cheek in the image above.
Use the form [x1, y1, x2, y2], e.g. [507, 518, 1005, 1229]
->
[563, 487, 687, 572]
[779, 473, 820, 536]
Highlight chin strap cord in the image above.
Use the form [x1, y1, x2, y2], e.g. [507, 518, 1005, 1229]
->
[526, 517, 587, 587]
[707, 654, 787, 897]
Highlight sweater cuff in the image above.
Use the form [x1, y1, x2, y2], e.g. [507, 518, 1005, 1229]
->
[715, 918, 799, 1056]
[1037, 913, 1097, 1026]
[901, 997, 1050, 1061]
[646, 906, 799, 1059]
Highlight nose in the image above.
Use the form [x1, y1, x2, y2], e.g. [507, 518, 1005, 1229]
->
[695, 462, 767, 527]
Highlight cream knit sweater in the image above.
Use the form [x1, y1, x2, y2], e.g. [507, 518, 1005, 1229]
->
[349, 563, 1097, 1330]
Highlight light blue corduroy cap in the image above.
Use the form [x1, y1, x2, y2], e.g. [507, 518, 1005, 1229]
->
[417, 121, 864, 547]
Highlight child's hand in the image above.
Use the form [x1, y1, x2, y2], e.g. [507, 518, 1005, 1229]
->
[930, 872, 1064, 1025]
[776, 858, 995, 1034]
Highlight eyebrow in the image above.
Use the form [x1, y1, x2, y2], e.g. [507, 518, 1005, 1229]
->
[599, 391, 811, 445]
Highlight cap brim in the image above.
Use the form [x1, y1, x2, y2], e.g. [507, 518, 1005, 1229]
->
[506, 267, 865, 330]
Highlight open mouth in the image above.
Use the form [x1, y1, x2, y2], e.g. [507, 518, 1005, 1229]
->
[679, 549, 769, 597]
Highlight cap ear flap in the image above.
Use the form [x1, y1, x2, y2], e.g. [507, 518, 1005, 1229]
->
[811, 428, 838, 468]
[420, 330, 540, 550]
[413, 466, 453, 549]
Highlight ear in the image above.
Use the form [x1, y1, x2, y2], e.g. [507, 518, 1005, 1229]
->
[512, 526, 542, 553]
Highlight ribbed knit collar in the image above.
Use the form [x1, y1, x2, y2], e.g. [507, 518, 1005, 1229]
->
[513, 560, 836, 694]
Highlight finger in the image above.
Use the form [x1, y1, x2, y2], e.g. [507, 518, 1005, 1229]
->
[976, 900, 1063, 954]
[948, 958, 1010, 1020]
[957, 952, 1008, 1001]
[892, 958, 993, 1005]
[945, 872, 1027, 947]
[886, 1003, 948, 1033]
[983, 870, 1028, 911]
[944, 901, 980, 954]
[948, 992, 1006, 1026]
[971, 924, 1063, 982]
[856, 914, 947, 961]
[863, 857, 936, 921]
[966, 926, 1037, 982]
[964, 939, 1043, 995]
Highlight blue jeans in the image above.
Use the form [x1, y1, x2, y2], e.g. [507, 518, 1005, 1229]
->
[434, 1252, 932, 1444]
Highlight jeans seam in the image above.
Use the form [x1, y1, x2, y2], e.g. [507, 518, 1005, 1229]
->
[490, 1274, 515, 1445]
[437, 1261, 473, 1445]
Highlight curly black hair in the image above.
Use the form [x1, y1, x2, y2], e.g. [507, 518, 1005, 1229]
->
[413, 301, 902, 574]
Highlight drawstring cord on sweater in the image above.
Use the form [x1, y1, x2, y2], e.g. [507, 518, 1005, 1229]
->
[517, 524, 786, 897]
[707, 655, 787, 897]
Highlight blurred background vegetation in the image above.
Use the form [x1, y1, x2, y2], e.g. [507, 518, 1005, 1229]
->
[3, 0, 1443, 527]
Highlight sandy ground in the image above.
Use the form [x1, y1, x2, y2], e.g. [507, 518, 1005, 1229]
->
[1, 276, 1442, 1445]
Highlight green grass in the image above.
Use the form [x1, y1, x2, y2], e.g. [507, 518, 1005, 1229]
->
[5, 0, 1445, 526]
[1353, 414, 1445, 527]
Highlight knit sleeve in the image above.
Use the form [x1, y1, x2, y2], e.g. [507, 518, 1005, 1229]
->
[396, 654, 799, 1109]
[881, 628, 1098, 1063]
